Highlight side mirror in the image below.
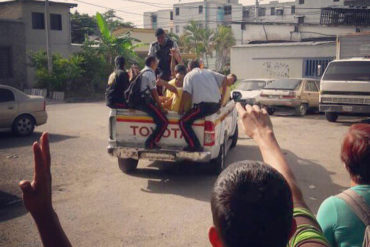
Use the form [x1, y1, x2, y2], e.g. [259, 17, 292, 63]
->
[317, 65, 322, 77]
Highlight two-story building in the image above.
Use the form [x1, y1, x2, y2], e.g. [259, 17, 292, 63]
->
[0, 0, 77, 88]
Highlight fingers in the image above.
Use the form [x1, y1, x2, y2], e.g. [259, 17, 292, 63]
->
[40, 132, 51, 170]
[33, 142, 44, 182]
[19, 180, 34, 194]
[236, 103, 246, 116]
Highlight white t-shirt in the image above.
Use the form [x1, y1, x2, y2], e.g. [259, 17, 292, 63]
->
[140, 66, 156, 95]
[183, 68, 225, 105]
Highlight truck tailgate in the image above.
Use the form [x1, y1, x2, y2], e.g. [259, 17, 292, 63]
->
[114, 109, 205, 148]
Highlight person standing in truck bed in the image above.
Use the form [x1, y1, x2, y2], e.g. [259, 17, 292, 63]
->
[148, 28, 179, 95]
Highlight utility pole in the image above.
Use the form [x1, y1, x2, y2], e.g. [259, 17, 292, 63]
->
[255, 0, 259, 22]
[44, 0, 52, 73]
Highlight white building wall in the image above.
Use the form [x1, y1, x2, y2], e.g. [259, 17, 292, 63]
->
[230, 42, 336, 80]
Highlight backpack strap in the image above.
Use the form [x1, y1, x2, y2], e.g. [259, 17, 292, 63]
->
[336, 189, 370, 226]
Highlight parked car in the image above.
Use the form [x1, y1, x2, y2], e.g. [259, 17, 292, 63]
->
[231, 79, 273, 105]
[257, 78, 320, 116]
[0, 84, 47, 136]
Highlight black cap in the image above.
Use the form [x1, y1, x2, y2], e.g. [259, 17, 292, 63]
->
[155, 28, 165, 37]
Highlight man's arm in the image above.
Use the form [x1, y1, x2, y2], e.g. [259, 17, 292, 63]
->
[179, 91, 191, 115]
[19, 133, 72, 247]
[148, 43, 156, 56]
[219, 78, 228, 107]
[151, 89, 167, 113]
[157, 79, 178, 95]
[236, 104, 305, 206]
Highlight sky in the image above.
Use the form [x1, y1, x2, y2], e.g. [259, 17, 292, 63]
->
[8, 0, 290, 27]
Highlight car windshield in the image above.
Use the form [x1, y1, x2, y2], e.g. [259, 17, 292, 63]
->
[323, 61, 370, 81]
[237, 80, 267, 91]
[264, 79, 301, 90]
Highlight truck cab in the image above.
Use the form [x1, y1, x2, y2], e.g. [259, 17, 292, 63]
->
[319, 58, 370, 122]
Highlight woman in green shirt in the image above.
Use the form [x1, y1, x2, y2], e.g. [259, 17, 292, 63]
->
[317, 123, 370, 247]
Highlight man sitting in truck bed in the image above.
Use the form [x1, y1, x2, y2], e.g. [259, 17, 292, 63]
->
[136, 56, 169, 149]
[178, 60, 236, 152]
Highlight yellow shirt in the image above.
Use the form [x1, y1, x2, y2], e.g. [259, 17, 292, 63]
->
[166, 79, 192, 113]
[220, 86, 231, 106]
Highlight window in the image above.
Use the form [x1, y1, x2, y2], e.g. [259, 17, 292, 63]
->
[175, 25, 179, 33]
[32, 12, 45, 29]
[298, 16, 305, 24]
[175, 7, 180, 16]
[0, 47, 12, 79]
[276, 8, 284, 16]
[291, 6, 296, 14]
[271, 7, 275, 15]
[243, 8, 250, 18]
[323, 61, 370, 81]
[170, 27, 173, 33]
[0, 89, 15, 103]
[305, 81, 319, 92]
[258, 8, 266, 16]
[170, 11, 173, 20]
[151, 15, 157, 29]
[224, 5, 232, 15]
[333, 0, 339, 2]
[199, 5, 203, 14]
[299, 0, 304, 4]
[303, 58, 333, 78]
[50, 14, 62, 30]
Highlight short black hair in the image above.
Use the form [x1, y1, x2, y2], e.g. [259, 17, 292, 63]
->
[115, 56, 125, 69]
[189, 59, 200, 70]
[229, 73, 237, 83]
[145, 56, 157, 67]
[211, 161, 293, 247]
[175, 64, 187, 75]
[155, 28, 165, 37]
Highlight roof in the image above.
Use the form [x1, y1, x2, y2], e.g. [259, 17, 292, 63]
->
[233, 41, 336, 48]
[0, 18, 23, 23]
[332, 57, 370, 62]
[113, 27, 155, 36]
[0, 0, 77, 8]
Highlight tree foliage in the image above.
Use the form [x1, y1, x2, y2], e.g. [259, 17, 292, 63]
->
[30, 12, 142, 97]
[71, 10, 134, 44]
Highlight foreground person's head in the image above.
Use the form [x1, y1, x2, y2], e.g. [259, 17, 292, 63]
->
[341, 123, 370, 185]
[115, 56, 125, 70]
[210, 161, 296, 247]
[145, 56, 158, 71]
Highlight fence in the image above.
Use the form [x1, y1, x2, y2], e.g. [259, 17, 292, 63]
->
[24, 88, 65, 101]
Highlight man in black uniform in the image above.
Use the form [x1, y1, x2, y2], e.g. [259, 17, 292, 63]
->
[105, 56, 130, 109]
[148, 28, 178, 95]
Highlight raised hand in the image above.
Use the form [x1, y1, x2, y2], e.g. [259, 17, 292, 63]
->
[235, 104, 273, 141]
[19, 132, 52, 218]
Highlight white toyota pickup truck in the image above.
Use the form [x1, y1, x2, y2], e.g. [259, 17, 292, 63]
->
[107, 100, 238, 174]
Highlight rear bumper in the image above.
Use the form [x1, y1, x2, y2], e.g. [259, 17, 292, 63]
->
[33, 111, 48, 126]
[320, 104, 370, 114]
[258, 98, 302, 108]
[107, 146, 212, 162]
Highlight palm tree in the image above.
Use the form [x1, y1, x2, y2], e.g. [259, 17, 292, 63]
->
[95, 12, 142, 68]
[183, 20, 204, 58]
[198, 28, 214, 68]
[213, 25, 236, 72]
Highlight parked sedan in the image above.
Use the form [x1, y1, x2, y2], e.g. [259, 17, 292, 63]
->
[0, 84, 47, 136]
[257, 78, 320, 116]
[231, 79, 273, 104]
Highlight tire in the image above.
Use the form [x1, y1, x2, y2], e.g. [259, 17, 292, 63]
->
[296, 104, 308, 116]
[12, 115, 35, 136]
[230, 125, 238, 149]
[210, 142, 226, 175]
[118, 158, 138, 173]
[325, 112, 338, 122]
[267, 107, 274, 115]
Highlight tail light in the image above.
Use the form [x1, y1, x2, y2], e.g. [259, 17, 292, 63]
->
[43, 100, 46, 111]
[204, 121, 215, 146]
[282, 91, 296, 99]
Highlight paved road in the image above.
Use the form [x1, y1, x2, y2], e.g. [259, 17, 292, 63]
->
[0, 102, 368, 246]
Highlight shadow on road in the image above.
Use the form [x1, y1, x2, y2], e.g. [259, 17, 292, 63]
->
[336, 117, 370, 126]
[127, 143, 345, 213]
[0, 191, 27, 222]
[0, 131, 78, 149]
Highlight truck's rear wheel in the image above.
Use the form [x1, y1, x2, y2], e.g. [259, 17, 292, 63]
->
[325, 112, 338, 122]
[296, 104, 308, 116]
[210, 142, 226, 175]
[118, 158, 138, 173]
[230, 125, 238, 149]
